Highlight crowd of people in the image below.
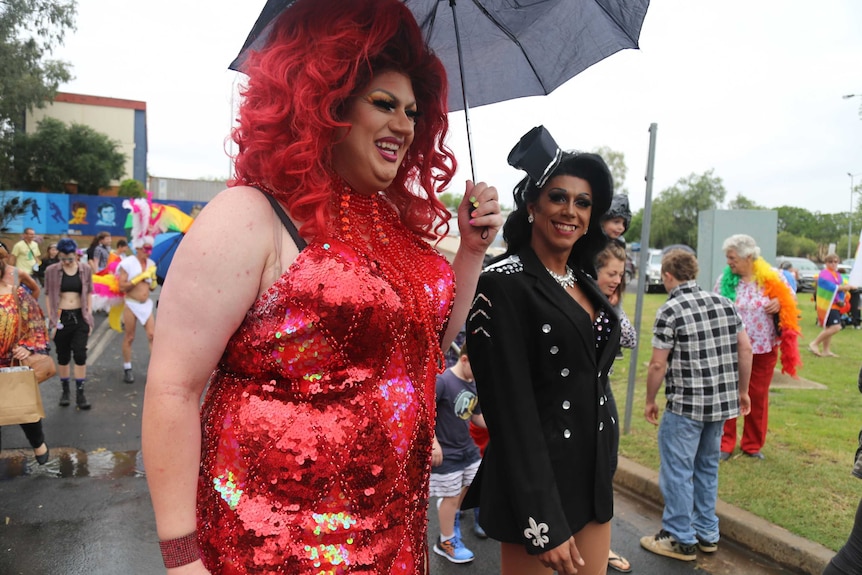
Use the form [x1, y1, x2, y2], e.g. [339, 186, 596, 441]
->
[0, 225, 160, 470]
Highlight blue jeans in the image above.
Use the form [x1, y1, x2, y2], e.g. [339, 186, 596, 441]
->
[658, 410, 723, 545]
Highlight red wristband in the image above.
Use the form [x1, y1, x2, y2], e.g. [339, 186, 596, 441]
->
[159, 531, 200, 569]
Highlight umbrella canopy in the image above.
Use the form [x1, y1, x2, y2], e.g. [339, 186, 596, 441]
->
[230, 0, 650, 112]
[411, 0, 650, 112]
[230, 0, 649, 179]
[151, 231, 184, 284]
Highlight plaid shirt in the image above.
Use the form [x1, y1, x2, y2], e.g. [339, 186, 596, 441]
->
[652, 280, 745, 422]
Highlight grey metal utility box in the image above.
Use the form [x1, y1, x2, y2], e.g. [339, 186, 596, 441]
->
[697, 210, 778, 291]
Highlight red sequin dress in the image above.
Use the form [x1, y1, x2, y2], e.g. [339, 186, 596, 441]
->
[197, 193, 455, 574]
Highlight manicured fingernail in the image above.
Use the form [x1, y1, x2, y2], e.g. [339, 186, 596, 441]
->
[469, 218, 475, 225]
[469, 196, 477, 203]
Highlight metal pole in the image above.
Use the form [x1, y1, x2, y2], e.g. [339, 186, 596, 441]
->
[624, 123, 658, 435]
[851, 173, 855, 260]
[449, 0, 476, 181]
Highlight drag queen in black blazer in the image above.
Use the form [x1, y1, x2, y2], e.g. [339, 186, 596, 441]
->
[463, 127, 620, 575]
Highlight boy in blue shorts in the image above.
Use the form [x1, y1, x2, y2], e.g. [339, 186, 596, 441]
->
[430, 343, 486, 564]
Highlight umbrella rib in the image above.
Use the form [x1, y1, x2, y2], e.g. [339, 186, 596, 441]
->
[594, 0, 641, 47]
[469, 0, 549, 94]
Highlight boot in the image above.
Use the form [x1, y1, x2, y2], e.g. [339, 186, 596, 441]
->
[59, 380, 70, 407]
[76, 383, 91, 411]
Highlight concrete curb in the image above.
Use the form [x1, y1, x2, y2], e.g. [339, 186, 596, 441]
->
[615, 456, 836, 575]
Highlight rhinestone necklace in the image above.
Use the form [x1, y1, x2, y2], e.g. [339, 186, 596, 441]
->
[545, 265, 575, 289]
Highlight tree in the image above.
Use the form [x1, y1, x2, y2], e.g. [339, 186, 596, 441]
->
[0, 0, 77, 134]
[727, 194, 763, 210]
[592, 146, 628, 196]
[811, 212, 846, 246]
[118, 178, 145, 198]
[0, 194, 34, 231]
[625, 209, 642, 245]
[648, 170, 726, 249]
[776, 206, 818, 237]
[437, 192, 460, 211]
[4, 117, 126, 194]
[776, 231, 818, 258]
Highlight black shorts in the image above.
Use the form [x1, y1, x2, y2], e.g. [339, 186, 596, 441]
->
[825, 309, 843, 327]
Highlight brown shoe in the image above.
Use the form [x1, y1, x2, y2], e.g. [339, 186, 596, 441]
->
[640, 530, 697, 561]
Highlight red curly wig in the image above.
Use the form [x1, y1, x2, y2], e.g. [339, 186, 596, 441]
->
[230, 0, 456, 240]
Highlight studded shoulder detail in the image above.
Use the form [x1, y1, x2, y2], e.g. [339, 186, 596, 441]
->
[484, 254, 523, 275]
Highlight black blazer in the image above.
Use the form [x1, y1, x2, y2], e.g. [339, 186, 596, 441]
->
[462, 246, 620, 554]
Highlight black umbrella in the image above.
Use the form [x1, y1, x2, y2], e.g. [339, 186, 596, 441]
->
[230, 0, 650, 179]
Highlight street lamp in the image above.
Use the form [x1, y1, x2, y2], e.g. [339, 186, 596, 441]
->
[844, 94, 862, 258]
[849, 172, 862, 259]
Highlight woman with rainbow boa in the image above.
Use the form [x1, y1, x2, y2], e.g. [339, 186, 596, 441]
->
[715, 234, 801, 460]
[809, 253, 857, 358]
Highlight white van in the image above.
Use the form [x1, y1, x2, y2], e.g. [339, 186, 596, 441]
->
[645, 249, 664, 293]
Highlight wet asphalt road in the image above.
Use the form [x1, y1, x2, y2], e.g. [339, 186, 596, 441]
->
[0, 298, 798, 575]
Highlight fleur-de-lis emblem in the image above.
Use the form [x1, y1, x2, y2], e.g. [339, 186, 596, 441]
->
[523, 517, 549, 548]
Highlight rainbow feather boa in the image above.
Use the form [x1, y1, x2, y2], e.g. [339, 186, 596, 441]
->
[719, 258, 802, 376]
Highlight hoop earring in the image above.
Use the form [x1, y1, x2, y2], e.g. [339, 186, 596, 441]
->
[528, 214, 534, 224]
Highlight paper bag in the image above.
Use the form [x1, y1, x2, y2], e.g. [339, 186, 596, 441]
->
[0, 367, 45, 425]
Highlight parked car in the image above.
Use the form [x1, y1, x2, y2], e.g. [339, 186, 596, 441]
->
[774, 256, 820, 292]
[838, 258, 855, 274]
[624, 250, 637, 285]
[644, 249, 665, 293]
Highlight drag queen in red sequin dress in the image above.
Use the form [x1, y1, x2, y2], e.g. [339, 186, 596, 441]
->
[141, 1, 502, 573]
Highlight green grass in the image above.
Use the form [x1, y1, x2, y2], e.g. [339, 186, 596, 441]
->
[615, 289, 862, 551]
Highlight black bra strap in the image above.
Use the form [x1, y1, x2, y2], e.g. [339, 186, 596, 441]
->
[260, 190, 307, 252]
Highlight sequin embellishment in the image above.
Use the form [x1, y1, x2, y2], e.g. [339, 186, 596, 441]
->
[197, 191, 455, 574]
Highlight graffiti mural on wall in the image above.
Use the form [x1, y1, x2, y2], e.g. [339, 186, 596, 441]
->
[0, 191, 205, 237]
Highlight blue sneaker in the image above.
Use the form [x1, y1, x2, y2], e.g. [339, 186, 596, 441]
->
[433, 535, 475, 564]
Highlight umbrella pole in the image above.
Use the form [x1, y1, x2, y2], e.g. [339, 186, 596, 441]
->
[449, 0, 476, 181]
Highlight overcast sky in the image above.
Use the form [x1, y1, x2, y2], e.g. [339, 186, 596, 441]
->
[50, 1, 862, 215]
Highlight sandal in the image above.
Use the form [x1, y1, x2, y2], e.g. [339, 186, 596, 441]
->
[608, 552, 632, 573]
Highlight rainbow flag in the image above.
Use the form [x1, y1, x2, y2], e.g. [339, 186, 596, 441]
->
[122, 202, 195, 235]
[815, 271, 844, 327]
[151, 203, 194, 234]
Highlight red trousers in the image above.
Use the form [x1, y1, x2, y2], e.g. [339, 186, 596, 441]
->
[721, 348, 777, 454]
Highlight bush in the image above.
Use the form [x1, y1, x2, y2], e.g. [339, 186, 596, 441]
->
[118, 179, 145, 198]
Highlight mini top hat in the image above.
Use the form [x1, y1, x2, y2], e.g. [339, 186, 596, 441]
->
[507, 125, 562, 189]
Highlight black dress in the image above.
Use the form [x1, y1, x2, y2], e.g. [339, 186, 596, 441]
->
[462, 246, 620, 554]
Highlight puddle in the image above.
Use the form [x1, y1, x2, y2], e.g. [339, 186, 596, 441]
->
[0, 448, 146, 479]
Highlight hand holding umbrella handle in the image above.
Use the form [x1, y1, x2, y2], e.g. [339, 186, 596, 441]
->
[459, 181, 501, 253]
